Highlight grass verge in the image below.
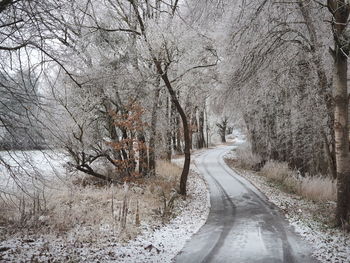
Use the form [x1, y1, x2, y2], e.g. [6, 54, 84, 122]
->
[227, 145, 336, 203]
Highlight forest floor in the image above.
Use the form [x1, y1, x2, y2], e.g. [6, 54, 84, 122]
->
[0, 151, 210, 262]
[225, 150, 350, 263]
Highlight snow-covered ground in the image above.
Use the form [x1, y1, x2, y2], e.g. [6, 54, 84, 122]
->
[225, 150, 350, 263]
[115, 169, 209, 262]
[0, 152, 210, 262]
[0, 150, 68, 195]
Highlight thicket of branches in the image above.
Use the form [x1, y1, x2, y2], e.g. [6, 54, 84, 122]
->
[211, 0, 350, 225]
[0, 0, 218, 196]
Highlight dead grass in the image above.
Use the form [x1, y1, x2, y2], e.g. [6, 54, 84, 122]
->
[260, 160, 336, 202]
[227, 145, 336, 203]
[0, 160, 182, 242]
[230, 144, 262, 170]
[299, 175, 337, 202]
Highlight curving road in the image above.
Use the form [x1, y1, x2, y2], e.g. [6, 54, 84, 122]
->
[175, 145, 317, 263]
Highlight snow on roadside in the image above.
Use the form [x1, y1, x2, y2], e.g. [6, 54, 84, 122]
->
[0, 160, 210, 262]
[114, 164, 210, 262]
[225, 151, 350, 263]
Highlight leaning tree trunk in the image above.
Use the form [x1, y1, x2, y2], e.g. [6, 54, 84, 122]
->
[155, 62, 190, 195]
[129, 0, 190, 195]
[328, 0, 350, 226]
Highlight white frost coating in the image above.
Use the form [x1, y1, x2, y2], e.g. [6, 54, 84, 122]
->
[0, 158, 210, 262]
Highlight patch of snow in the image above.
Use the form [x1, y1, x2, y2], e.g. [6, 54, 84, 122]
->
[0, 150, 68, 195]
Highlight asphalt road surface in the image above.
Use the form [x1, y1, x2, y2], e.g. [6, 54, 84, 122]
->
[175, 144, 317, 263]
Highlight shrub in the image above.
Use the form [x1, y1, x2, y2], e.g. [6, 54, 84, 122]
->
[261, 161, 292, 182]
[232, 144, 262, 170]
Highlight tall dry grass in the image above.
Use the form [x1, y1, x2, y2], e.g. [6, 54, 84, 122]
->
[299, 175, 337, 202]
[230, 144, 262, 170]
[227, 143, 336, 202]
[260, 160, 336, 202]
[0, 160, 182, 242]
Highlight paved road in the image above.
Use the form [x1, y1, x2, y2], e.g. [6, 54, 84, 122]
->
[175, 145, 317, 263]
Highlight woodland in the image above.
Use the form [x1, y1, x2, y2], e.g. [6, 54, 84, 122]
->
[1, 0, 350, 244]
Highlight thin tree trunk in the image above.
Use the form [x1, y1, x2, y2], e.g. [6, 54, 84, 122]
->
[120, 127, 129, 161]
[149, 82, 161, 176]
[198, 109, 205, 149]
[166, 96, 172, 161]
[176, 113, 182, 153]
[205, 102, 209, 148]
[138, 132, 148, 176]
[171, 98, 177, 151]
[190, 108, 198, 149]
[322, 131, 337, 179]
[128, 131, 136, 174]
[104, 102, 123, 162]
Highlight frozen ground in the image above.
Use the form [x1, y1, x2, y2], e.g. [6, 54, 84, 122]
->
[0, 152, 210, 262]
[225, 150, 350, 263]
[0, 150, 68, 195]
[115, 169, 209, 263]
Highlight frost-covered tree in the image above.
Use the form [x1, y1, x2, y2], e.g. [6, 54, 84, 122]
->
[35, 0, 218, 195]
[196, 0, 350, 225]
[0, 70, 44, 150]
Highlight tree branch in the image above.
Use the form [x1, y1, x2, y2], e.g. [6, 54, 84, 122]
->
[84, 25, 141, 35]
[170, 49, 219, 83]
[0, 42, 28, 51]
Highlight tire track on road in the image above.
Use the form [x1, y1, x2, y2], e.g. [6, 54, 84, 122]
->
[199, 152, 236, 262]
[175, 145, 317, 263]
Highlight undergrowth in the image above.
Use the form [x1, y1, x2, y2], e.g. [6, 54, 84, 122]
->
[0, 161, 182, 242]
[228, 144, 262, 170]
[227, 144, 336, 202]
[260, 161, 336, 202]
